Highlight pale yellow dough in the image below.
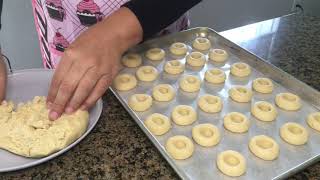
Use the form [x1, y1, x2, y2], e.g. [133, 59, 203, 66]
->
[280, 122, 308, 145]
[223, 112, 250, 133]
[204, 68, 226, 84]
[113, 73, 137, 91]
[307, 112, 320, 132]
[249, 135, 279, 161]
[216, 150, 246, 177]
[275, 93, 301, 111]
[145, 48, 165, 61]
[166, 135, 194, 160]
[152, 84, 175, 102]
[179, 75, 201, 93]
[144, 113, 171, 135]
[251, 101, 277, 122]
[197, 94, 223, 113]
[121, 53, 142, 68]
[230, 62, 251, 77]
[128, 94, 153, 112]
[0, 96, 89, 158]
[192, 123, 220, 147]
[171, 105, 197, 125]
[252, 78, 273, 94]
[192, 37, 211, 51]
[170, 42, 188, 56]
[164, 60, 185, 75]
[209, 49, 228, 62]
[229, 86, 252, 103]
[136, 66, 159, 82]
[186, 52, 206, 67]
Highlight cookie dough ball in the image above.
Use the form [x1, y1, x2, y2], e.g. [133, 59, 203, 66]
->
[170, 42, 188, 56]
[209, 49, 228, 62]
[146, 48, 165, 61]
[164, 60, 185, 75]
[307, 112, 320, 132]
[136, 66, 159, 82]
[251, 101, 277, 122]
[216, 150, 246, 177]
[113, 73, 137, 91]
[166, 135, 194, 160]
[152, 84, 175, 102]
[230, 62, 251, 77]
[144, 113, 171, 135]
[280, 122, 308, 145]
[186, 52, 206, 67]
[223, 112, 250, 133]
[204, 68, 226, 84]
[198, 94, 223, 113]
[192, 37, 211, 51]
[121, 53, 142, 68]
[275, 93, 301, 111]
[171, 105, 197, 125]
[229, 86, 253, 103]
[249, 135, 279, 161]
[179, 75, 201, 93]
[252, 78, 274, 94]
[192, 123, 220, 147]
[128, 94, 152, 112]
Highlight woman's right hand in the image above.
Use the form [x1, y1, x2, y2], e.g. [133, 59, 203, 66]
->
[0, 54, 7, 102]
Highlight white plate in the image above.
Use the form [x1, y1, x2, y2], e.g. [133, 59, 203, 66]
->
[0, 69, 103, 172]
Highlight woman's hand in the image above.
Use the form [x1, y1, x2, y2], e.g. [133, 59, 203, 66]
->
[47, 7, 142, 120]
[0, 54, 7, 102]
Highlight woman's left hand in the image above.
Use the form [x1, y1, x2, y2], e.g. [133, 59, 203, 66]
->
[47, 7, 142, 120]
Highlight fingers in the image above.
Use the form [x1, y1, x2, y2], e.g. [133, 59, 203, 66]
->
[80, 74, 111, 110]
[49, 63, 88, 120]
[65, 68, 100, 113]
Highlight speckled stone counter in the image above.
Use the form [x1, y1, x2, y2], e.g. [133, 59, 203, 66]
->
[1, 14, 320, 179]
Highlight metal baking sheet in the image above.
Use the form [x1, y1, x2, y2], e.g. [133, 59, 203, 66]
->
[0, 69, 103, 172]
[110, 27, 320, 180]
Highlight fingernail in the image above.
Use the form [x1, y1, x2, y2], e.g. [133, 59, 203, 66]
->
[65, 106, 74, 114]
[49, 111, 59, 120]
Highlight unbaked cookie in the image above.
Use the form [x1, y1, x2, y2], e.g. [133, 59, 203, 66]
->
[144, 113, 171, 135]
[251, 101, 277, 122]
[128, 94, 153, 112]
[179, 75, 201, 93]
[146, 48, 165, 61]
[223, 112, 250, 133]
[121, 53, 142, 68]
[252, 78, 273, 94]
[152, 84, 175, 102]
[192, 37, 211, 51]
[136, 66, 159, 82]
[229, 86, 253, 103]
[307, 112, 320, 132]
[198, 94, 223, 113]
[216, 150, 246, 177]
[186, 51, 206, 67]
[230, 62, 251, 77]
[204, 68, 226, 84]
[170, 42, 188, 56]
[280, 122, 308, 145]
[113, 73, 137, 91]
[192, 123, 220, 147]
[249, 135, 279, 161]
[209, 49, 228, 62]
[164, 60, 185, 75]
[172, 105, 197, 125]
[275, 93, 301, 111]
[166, 135, 194, 160]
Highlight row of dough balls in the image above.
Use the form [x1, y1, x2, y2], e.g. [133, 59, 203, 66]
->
[121, 37, 220, 68]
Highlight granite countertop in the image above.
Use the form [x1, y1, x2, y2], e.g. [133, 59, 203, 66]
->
[1, 14, 320, 179]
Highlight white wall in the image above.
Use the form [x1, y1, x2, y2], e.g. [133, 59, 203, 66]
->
[0, 0, 42, 70]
